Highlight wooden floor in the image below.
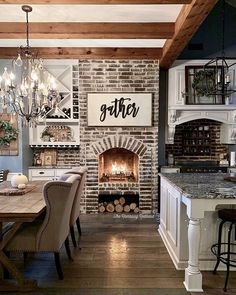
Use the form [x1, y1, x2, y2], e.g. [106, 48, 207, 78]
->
[3, 214, 236, 294]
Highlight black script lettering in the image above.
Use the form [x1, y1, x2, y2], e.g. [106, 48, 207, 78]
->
[99, 97, 140, 122]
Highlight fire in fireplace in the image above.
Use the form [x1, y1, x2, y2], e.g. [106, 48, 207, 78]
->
[99, 148, 139, 183]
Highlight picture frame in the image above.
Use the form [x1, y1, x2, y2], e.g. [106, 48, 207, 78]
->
[41, 149, 57, 166]
[185, 66, 224, 105]
[44, 155, 52, 166]
[87, 93, 152, 127]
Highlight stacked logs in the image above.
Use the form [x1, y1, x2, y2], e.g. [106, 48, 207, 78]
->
[98, 197, 139, 213]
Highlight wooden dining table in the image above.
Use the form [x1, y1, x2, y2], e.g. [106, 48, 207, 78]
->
[0, 181, 46, 291]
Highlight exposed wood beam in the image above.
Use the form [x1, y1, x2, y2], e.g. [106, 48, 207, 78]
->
[0, 0, 192, 4]
[160, 0, 218, 69]
[0, 47, 162, 59]
[0, 22, 174, 39]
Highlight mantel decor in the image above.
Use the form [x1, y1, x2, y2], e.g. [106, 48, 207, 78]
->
[185, 66, 224, 104]
[87, 93, 152, 126]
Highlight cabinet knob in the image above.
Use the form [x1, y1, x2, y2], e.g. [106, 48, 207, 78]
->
[39, 171, 45, 175]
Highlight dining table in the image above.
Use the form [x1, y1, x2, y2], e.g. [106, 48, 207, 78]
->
[0, 180, 46, 291]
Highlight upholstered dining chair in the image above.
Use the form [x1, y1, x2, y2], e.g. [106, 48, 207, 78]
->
[4, 174, 81, 280]
[60, 167, 87, 247]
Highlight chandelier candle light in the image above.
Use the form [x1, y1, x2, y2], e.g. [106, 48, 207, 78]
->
[0, 5, 59, 126]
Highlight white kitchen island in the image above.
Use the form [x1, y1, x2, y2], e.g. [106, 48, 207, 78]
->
[159, 173, 236, 292]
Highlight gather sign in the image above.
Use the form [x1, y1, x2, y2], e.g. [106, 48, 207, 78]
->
[87, 93, 152, 126]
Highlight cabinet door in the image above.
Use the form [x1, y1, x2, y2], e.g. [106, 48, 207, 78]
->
[160, 182, 168, 230]
[161, 168, 180, 173]
[29, 169, 55, 181]
[220, 124, 236, 144]
[167, 187, 179, 247]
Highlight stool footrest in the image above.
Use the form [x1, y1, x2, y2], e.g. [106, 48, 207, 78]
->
[211, 243, 236, 268]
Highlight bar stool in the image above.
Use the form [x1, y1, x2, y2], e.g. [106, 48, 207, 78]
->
[211, 209, 236, 292]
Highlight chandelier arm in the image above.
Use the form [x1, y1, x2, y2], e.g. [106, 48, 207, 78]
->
[26, 11, 29, 48]
[0, 5, 58, 125]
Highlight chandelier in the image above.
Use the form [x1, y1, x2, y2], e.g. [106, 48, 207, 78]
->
[199, 0, 236, 100]
[0, 5, 59, 126]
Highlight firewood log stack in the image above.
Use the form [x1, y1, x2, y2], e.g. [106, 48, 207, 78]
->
[98, 197, 139, 213]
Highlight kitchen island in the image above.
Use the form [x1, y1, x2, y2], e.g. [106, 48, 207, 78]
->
[159, 173, 236, 292]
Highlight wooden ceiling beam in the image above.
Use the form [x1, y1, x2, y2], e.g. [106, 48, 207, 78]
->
[0, 0, 192, 4]
[160, 0, 218, 69]
[0, 47, 162, 59]
[0, 22, 174, 39]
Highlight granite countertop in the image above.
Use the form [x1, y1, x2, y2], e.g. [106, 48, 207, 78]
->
[159, 173, 236, 199]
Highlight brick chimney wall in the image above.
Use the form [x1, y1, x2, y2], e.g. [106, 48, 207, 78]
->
[78, 60, 159, 213]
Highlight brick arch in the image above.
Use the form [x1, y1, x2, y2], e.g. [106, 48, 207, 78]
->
[91, 135, 147, 157]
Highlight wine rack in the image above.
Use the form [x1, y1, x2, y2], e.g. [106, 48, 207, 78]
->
[182, 125, 211, 155]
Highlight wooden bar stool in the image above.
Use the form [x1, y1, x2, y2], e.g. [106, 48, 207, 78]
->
[211, 209, 236, 292]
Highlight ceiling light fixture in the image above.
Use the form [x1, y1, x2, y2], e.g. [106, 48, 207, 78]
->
[200, 0, 236, 101]
[0, 5, 59, 126]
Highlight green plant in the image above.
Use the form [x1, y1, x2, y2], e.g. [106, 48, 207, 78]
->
[0, 121, 18, 146]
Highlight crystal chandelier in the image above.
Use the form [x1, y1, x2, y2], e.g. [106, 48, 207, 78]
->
[201, 0, 236, 100]
[0, 5, 59, 126]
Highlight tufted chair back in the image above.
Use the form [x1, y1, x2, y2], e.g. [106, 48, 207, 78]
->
[64, 167, 87, 226]
[36, 174, 81, 251]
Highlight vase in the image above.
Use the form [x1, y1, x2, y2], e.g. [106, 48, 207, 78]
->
[11, 174, 28, 188]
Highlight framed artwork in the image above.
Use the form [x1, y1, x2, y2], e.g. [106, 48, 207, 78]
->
[87, 93, 152, 127]
[185, 66, 224, 104]
[41, 149, 57, 166]
[44, 155, 52, 166]
[0, 112, 18, 156]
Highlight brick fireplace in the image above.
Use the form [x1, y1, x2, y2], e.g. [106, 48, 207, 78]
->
[78, 59, 159, 214]
[99, 147, 139, 183]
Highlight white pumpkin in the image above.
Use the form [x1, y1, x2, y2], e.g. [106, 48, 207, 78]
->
[11, 174, 28, 188]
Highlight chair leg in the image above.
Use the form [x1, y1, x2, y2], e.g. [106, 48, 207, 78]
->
[23, 252, 28, 266]
[213, 220, 225, 274]
[3, 251, 10, 279]
[76, 217, 82, 236]
[65, 236, 73, 261]
[70, 225, 77, 247]
[54, 252, 64, 280]
[224, 222, 233, 292]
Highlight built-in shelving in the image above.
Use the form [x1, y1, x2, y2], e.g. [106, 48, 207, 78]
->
[29, 60, 80, 147]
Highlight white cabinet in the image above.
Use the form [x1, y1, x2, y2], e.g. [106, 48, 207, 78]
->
[159, 177, 188, 269]
[220, 123, 236, 144]
[228, 167, 236, 173]
[159, 176, 231, 270]
[167, 60, 236, 144]
[29, 60, 80, 148]
[28, 168, 71, 181]
[160, 167, 180, 173]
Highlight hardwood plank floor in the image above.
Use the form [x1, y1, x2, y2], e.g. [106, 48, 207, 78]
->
[2, 214, 236, 294]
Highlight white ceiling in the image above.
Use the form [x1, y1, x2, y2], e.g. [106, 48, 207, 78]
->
[0, 5, 182, 22]
[0, 4, 182, 48]
[0, 39, 166, 47]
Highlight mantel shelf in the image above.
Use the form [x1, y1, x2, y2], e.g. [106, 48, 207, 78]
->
[37, 119, 79, 124]
[169, 105, 236, 111]
[30, 142, 79, 148]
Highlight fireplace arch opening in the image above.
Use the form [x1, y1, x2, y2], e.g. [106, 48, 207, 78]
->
[99, 148, 139, 183]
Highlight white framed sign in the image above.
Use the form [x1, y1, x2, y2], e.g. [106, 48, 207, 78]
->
[87, 93, 152, 126]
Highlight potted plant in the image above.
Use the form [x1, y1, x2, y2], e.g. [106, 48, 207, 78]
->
[41, 129, 53, 142]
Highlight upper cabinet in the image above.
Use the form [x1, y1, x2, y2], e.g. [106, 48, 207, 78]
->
[29, 60, 80, 147]
[168, 60, 236, 107]
[167, 60, 236, 144]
